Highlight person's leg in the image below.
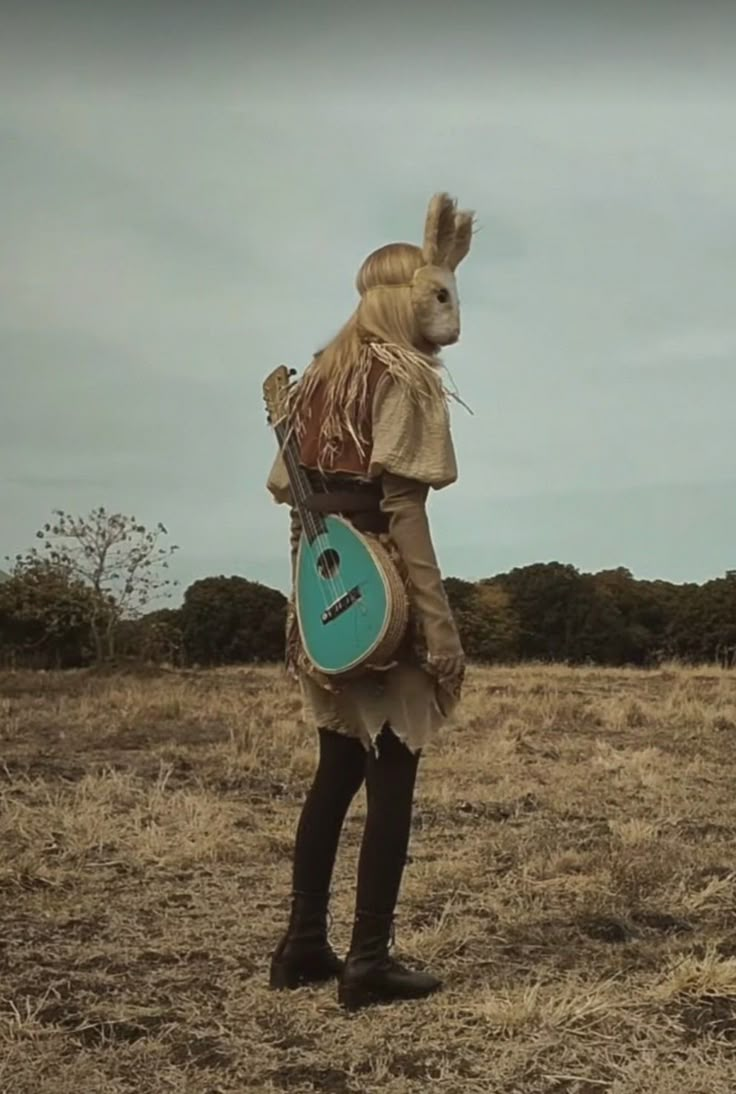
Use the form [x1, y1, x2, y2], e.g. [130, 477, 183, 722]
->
[292, 727, 367, 893]
[270, 727, 366, 990]
[355, 723, 421, 912]
[338, 724, 442, 1010]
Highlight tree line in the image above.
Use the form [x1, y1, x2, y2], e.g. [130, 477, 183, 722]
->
[2, 509, 735, 670]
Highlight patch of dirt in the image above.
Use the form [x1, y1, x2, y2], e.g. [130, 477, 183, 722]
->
[631, 911, 693, 935]
[268, 1064, 353, 1092]
[214, 771, 292, 800]
[168, 1034, 237, 1069]
[36, 1004, 173, 1047]
[354, 1052, 480, 1082]
[99, 719, 225, 751]
[415, 792, 542, 830]
[674, 819, 735, 840]
[680, 995, 736, 1043]
[1, 757, 88, 782]
[547, 1082, 612, 1094]
[579, 914, 638, 944]
[0, 672, 92, 700]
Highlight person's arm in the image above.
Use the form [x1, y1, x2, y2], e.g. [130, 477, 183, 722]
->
[266, 449, 292, 505]
[265, 447, 301, 583]
[367, 366, 464, 699]
[380, 470, 464, 677]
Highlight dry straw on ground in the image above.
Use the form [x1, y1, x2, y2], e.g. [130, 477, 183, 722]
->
[2, 662, 736, 1093]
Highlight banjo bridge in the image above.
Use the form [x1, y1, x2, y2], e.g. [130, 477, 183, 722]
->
[321, 585, 362, 624]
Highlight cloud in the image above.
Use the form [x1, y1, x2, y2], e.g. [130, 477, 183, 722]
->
[629, 331, 736, 369]
[2, 2, 736, 595]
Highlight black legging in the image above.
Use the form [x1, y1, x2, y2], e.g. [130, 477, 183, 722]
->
[292, 724, 421, 915]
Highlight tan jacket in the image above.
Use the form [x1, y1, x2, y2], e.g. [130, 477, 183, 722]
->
[267, 360, 464, 676]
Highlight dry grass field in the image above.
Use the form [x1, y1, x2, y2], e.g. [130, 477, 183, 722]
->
[2, 663, 736, 1093]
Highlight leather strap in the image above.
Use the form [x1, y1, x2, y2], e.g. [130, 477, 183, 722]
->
[303, 490, 382, 514]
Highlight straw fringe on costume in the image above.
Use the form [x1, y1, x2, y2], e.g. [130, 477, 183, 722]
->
[267, 341, 463, 756]
[287, 339, 451, 475]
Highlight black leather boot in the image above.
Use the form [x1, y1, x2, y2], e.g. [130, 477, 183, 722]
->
[269, 890, 344, 990]
[337, 910, 442, 1011]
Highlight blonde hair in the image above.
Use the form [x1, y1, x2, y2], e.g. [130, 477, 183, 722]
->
[289, 242, 444, 466]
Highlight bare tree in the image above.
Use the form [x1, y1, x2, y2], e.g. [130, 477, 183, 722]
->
[14, 507, 179, 662]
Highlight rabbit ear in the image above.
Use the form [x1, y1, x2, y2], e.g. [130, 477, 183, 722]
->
[422, 192, 458, 266]
[447, 209, 475, 270]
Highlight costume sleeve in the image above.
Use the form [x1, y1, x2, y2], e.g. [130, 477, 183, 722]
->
[379, 472, 463, 662]
[368, 371, 462, 659]
[266, 450, 300, 583]
[368, 371, 458, 489]
[266, 449, 293, 505]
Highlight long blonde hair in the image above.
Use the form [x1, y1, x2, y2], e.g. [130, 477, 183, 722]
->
[289, 242, 444, 465]
[288, 192, 475, 465]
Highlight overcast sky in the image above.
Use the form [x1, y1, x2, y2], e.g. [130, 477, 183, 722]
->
[2, 2, 735, 599]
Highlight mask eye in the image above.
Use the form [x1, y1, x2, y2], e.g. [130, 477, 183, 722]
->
[436, 289, 449, 304]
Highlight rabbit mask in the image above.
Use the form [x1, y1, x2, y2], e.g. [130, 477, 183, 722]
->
[355, 192, 474, 353]
[411, 192, 474, 347]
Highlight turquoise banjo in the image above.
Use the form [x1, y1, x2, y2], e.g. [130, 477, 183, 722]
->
[263, 366, 409, 676]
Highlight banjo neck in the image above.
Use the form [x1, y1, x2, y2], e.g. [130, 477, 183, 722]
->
[273, 419, 326, 545]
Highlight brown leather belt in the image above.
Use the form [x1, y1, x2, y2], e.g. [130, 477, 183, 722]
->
[301, 474, 388, 533]
[303, 490, 381, 514]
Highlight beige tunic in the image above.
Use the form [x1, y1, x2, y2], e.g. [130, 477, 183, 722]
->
[266, 364, 463, 755]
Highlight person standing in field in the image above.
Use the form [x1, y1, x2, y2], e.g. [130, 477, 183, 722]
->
[266, 192, 474, 1011]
